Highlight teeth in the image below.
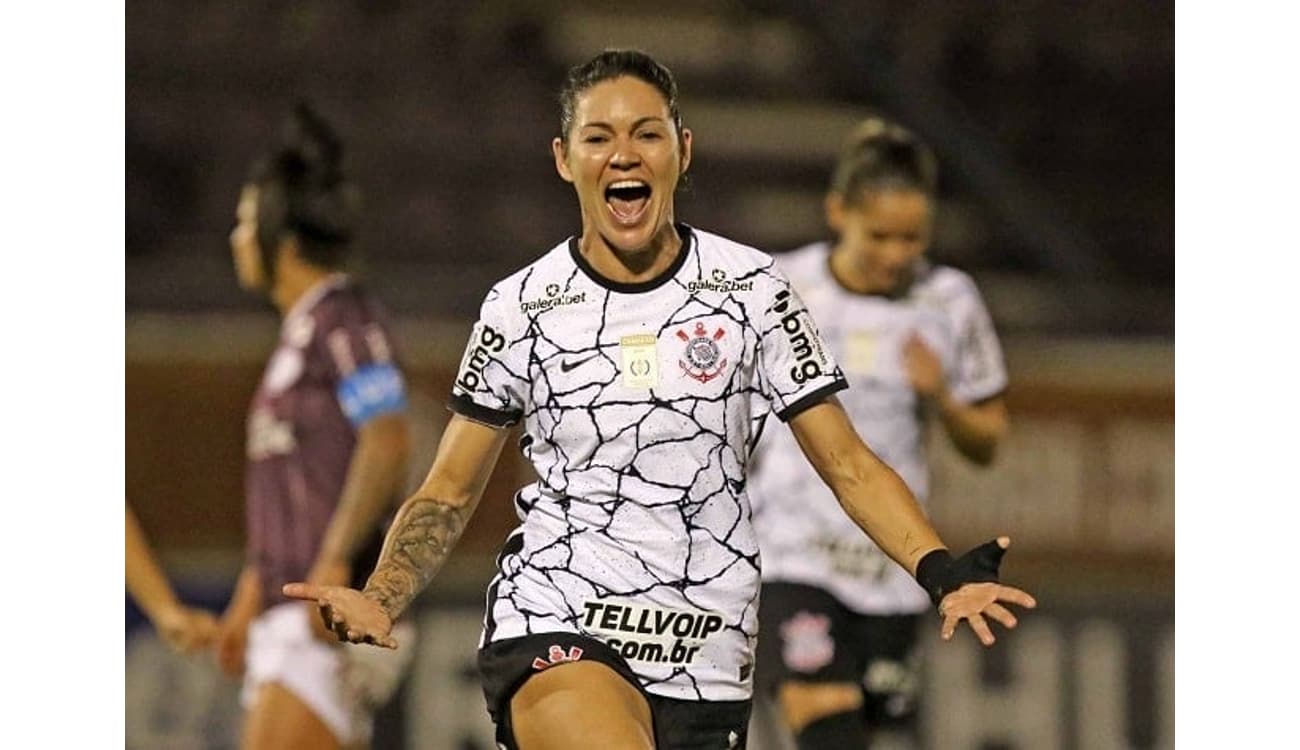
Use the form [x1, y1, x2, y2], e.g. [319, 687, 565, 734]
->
[608, 180, 648, 190]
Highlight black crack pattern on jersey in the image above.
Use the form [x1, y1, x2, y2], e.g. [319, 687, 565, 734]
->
[477, 245, 842, 700]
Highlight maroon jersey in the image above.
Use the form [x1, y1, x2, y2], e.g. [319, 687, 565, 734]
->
[244, 275, 408, 610]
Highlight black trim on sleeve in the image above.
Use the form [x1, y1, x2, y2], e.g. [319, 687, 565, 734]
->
[775, 378, 849, 422]
[447, 393, 522, 428]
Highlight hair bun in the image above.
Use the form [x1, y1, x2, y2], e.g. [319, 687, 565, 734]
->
[277, 102, 344, 187]
[829, 115, 938, 197]
[842, 115, 917, 155]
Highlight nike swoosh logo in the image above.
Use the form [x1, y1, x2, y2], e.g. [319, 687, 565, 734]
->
[560, 354, 598, 373]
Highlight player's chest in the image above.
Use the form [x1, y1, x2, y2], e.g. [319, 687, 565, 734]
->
[250, 341, 335, 418]
[525, 296, 757, 400]
[806, 292, 953, 381]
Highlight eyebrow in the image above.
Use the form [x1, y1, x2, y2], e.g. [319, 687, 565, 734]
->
[578, 116, 668, 132]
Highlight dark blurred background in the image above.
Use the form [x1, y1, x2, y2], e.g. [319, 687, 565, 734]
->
[125, 2, 1173, 749]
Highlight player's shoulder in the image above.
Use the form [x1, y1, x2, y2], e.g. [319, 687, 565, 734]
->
[688, 226, 780, 275]
[480, 238, 574, 307]
[771, 241, 831, 283]
[309, 275, 387, 325]
[912, 262, 986, 309]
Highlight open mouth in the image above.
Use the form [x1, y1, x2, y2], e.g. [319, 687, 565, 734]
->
[604, 180, 652, 225]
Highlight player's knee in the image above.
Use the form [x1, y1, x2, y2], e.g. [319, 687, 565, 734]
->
[778, 680, 864, 732]
[511, 661, 653, 750]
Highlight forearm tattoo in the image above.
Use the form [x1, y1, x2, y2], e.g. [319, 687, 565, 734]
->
[361, 497, 470, 619]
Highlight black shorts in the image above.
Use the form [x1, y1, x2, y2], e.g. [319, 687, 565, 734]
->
[756, 582, 923, 727]
[478, 632, 752, 749]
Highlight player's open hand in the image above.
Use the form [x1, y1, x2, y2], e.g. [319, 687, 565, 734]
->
[282, 582, 399, 649]
[303, 559, 351, 644]
[903, 332, 944, 399]
[154, 604, 218, 655]
[937, 537, 1036, 646]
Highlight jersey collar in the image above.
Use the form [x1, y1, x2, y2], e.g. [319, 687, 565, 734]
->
[568, 224, 694, 294]
[282, 272, 350, 332]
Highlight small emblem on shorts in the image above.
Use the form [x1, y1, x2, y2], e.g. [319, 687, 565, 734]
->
[780, 612, 834, 672]
[676, 322, 728, 383]
[531, 644, 584, 671]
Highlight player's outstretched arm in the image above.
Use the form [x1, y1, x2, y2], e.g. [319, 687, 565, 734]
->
[302, 412, 411, 641]
[787, 398, 1035, 645]
[126, 504, 218, 655]
[284, 414, 510, 647]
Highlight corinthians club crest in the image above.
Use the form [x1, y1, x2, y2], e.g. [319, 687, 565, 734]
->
[677, 321, 728, 383]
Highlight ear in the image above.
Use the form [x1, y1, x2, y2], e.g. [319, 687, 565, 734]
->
[552, 136, 574, 184]
[679, 128, 693, 175]
[824, 192, 845, 233]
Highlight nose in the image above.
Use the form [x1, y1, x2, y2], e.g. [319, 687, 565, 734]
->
[610, 137, 641, 170]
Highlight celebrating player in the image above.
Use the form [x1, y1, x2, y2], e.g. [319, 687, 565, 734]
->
[284, 51, 1034, 750]
[126, 503, 218, 654]
[750, 118, 1010, 749]
[215, 103, 415, 750]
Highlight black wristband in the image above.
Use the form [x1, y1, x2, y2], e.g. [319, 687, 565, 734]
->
[915, 539, 1008, 610]
[915, 548, 954, 607]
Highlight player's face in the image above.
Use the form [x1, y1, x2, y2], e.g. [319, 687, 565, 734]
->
[229, 186, 267, 290]
[553, 76, 692, 254]
[835, 189, 932, 293]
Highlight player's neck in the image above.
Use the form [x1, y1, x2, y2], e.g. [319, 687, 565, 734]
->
[271, 262, 334, 317]
[829, 244, 899, 297]
[578, 223, 683, 284]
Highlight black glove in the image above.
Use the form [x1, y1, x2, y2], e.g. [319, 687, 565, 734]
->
[914, 539, 1006, 610]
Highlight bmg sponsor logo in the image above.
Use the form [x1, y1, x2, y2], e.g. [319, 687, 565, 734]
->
[455, 324, 506, 393]
[772, 288, 827, 384]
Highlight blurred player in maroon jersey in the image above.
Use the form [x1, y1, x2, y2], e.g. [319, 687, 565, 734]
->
[214, 104, 415, 750]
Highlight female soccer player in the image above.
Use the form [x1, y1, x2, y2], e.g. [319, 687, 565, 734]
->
[126, 503, 217, 654]
[215, 103, 415, 750]
[749, 118, 1011, 749]
[285, 51, 1034, 750]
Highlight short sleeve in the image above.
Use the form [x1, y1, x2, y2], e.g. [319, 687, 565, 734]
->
[448, 287, 526, 428]
[757, 270, 848, 422]
[320, 297, 409, 427]
[948, 281, 1008, 405]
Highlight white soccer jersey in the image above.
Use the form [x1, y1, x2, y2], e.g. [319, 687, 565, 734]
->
[449, 226, 847, 701]
[749, 242, 1008, 615]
